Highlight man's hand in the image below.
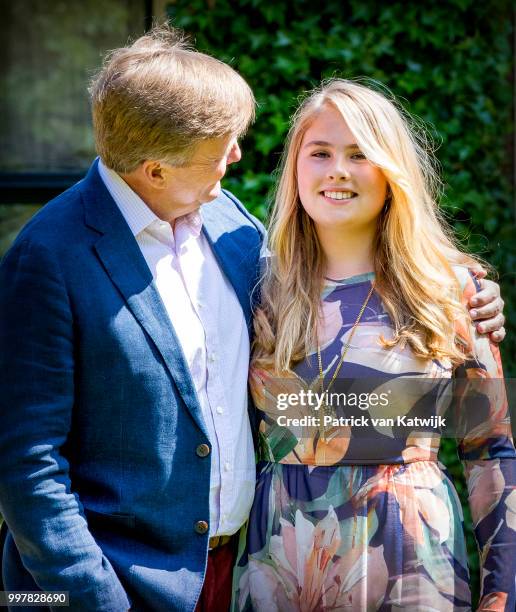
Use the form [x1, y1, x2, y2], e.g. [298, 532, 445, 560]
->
[467, 277, 505, 343]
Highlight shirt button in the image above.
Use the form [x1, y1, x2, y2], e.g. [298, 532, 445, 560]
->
[208, 353, 217, 363]
[224, 462, 231, 471]
[216, 406, 224, 415]
[194, 520, 209, 535]
[196, 443, 210, 458]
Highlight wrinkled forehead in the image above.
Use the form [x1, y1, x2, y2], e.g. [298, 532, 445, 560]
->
[190, 133, 237, 161]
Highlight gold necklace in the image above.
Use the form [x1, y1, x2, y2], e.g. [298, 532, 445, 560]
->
[317, 281, 375, 393]
[315, 281, 375, 439]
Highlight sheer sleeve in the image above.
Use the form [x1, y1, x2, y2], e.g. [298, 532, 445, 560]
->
[454, 269, 516, 611]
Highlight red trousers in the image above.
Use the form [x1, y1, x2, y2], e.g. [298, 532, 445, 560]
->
[195, 539, 237, 612]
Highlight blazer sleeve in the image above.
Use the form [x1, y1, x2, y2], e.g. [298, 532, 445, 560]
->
[0, 237, 130, 612]
[454, 271, 516, 611]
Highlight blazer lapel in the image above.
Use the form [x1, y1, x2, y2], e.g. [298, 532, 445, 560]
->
[201, 200, 259, 334]
[81, 161, 207, 435]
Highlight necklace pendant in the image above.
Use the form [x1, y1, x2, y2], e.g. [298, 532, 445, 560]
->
[319, 401, 334, 440]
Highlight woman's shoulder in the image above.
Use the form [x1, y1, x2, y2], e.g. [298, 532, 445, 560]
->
[451, 266, 503, 377]
[450, 264, 481, 303]
[451, 264, 479, 288]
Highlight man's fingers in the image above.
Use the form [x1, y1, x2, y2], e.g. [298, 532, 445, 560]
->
[476, 313, 505, 335]
[470, 279, 506, 341]
[489, 327, 506, 344]
[471, 267, 487, 279]
[470, 298, 504, 320]
[469, 279, 500, 307]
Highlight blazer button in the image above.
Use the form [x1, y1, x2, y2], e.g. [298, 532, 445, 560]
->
[194, 520, 209, 535]
[196, 443, 210, 458]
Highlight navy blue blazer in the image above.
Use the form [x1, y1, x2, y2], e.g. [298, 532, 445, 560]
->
[0, 160, 265, 611]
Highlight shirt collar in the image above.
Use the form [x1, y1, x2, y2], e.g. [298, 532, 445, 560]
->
[97, 159, 158, 236]
[176, 208, 203, 238]
[97, 158, 204, 240]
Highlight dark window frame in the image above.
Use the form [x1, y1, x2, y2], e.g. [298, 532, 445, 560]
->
[0, 0, 153, 205]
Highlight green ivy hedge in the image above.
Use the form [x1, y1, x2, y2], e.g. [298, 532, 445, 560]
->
[169, 0, 514, 358]
[166, 0, 514, 604]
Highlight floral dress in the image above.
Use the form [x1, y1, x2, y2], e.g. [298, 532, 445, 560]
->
[232, 270, 516, 611]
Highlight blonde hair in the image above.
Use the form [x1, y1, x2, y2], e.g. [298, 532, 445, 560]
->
[89, 24, 255, 173]
[254, 79, 482, 373]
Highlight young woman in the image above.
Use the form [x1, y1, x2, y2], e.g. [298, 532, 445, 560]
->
[233, 80, 515, 611]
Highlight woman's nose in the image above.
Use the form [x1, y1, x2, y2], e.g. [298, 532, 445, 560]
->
[327, 158, 350, 180]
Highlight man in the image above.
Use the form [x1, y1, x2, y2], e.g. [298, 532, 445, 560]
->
[0, 26, 261, 612]
[0, 25, 505, 612]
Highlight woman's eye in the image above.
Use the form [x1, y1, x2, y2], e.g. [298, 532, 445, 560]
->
[312, 151, 330, 158]
[351, 151, 366, 160]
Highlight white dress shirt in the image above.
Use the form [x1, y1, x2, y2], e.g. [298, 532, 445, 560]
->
[98, 160, 255, 536]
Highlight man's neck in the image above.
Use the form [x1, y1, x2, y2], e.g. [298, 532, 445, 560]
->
[119, 172, 169, 220]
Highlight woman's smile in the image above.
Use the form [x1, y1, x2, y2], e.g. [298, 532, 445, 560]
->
[297, 104, 388, 232]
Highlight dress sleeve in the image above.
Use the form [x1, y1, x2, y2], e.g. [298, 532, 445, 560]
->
[454, 271, 516, 611]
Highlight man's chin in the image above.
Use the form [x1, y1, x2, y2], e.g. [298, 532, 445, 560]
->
[203, 183, 222, 203]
